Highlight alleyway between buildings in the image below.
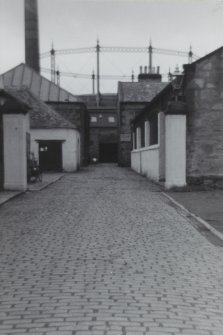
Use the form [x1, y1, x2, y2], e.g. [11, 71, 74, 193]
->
[0, 164, 223, 335]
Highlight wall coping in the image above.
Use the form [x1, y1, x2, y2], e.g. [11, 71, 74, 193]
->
[132, 144, 160, 153]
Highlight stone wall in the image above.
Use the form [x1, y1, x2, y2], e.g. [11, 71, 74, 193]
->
[118, 103, 146, 166]
[48, 102, 89, 166]
[185, 47, 223, 186]
[90, 128, 118, 161]
[0, 114, 3, 189]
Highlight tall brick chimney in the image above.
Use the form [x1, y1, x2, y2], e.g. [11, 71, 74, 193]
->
[25, 0, 40, 72]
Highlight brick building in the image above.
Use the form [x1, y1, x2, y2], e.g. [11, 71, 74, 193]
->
[79, 94, 118, 163]
[131, 46, 223, 189]
[117, 68, 167, 166]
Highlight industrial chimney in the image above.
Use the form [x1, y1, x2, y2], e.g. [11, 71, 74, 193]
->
[25, 0, 40, 72]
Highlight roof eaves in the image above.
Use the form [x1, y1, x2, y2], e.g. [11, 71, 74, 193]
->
[131, 82, 172, 125]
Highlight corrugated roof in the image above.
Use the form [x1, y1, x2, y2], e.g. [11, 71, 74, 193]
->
[118, 81, 168, 102]
[1, 63, 80, 103]
[5, 88, 76, 129]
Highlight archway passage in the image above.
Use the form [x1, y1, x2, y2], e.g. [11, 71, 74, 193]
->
[39, 140, 62, 171]
[99, 143, 118, 163]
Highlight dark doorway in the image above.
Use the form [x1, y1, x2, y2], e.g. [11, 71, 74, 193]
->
[99, 143, 118, 163]
[39, 140, 62, 172]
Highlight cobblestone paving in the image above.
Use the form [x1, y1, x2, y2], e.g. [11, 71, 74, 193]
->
[0, 164, 223, 335]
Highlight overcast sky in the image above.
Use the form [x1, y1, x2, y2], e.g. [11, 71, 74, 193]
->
[0, 0, 223, 94]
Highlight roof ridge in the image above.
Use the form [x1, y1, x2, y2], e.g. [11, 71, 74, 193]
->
[1, 63, 80, 102]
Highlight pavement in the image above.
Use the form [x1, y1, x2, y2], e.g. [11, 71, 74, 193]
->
[0, 173, 65, 206]
[0, 191, 21, 206]
[28, 173, 65, 192]
[166, 190, 223, 236]
[0, 164, 223, 335]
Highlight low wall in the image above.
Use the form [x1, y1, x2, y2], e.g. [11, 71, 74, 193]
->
[131, 145, 160, 181]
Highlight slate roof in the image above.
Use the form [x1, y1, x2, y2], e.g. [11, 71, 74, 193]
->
[1, 63, 80, 103]
[5, 88, 77, 129]
[118, 81, 168, 103]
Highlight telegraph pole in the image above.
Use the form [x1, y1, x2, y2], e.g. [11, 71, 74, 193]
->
[96, 39, 100, 106]
[149, 39, 153, 73]
[56, 67, 60, 86]
[188, 45, 193, 64]
[92, 70, 95, 95]
[131, 70, 134, 82]
[50, 44, 56, 83]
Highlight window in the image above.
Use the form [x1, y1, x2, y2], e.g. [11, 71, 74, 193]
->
[108, 116, 115, 123]
[149, 114, 158, 145]
[140, 123, 145, 147]
[91, 116, 97, 123]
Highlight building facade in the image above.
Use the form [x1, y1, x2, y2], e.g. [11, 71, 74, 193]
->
[1, 64, 89, 167]
[79, 94, 118, 163]
[131, 46, 223, 189]
[117, 69, 167, 166]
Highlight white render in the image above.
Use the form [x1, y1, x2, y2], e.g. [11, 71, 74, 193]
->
[131, 145, 160, 181]
[3, 113, 30, 191]
[144, 121, 150, 147]
[31, 128, 81, 172]
[136, 127, 141, 149]
[165, 114, 186, 189]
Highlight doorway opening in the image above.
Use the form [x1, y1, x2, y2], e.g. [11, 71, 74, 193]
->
[99, 143, 118, 163]
[39, 140, 62, 171]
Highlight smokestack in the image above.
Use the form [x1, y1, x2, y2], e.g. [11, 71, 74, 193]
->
[25, 0, 40, 72]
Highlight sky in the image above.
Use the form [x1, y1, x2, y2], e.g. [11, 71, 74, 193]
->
[0, 0, 223, 95]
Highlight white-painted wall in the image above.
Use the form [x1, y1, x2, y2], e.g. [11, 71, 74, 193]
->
[30, 128, 80, 172]
[165, 115, 186, 188]
[3, 113, 30, 191]
[131, 145, 160, 181]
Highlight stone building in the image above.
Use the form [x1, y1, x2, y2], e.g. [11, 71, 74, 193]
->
[1, 63, 89, 166]
[117, 68, 167, 166]
[131, 46, 223, 189]
[8, 88, 81, 173]
[0, 83, 81, 191]
[79, 94, 118, 163]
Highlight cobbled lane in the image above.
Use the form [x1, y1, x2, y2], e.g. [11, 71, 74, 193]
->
[0, 164, 223, 335]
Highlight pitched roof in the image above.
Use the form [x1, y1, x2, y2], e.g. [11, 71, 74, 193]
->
[118, 81, 168, 103]
[5, 88, 77, 129]
[132, 82, 172, 125]
[1, 63, 80, 103]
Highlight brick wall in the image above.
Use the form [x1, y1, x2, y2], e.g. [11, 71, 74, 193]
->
[48, 102, 89, 166]
[118, 103, 146, 166]
[185, 48, 223, 185]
